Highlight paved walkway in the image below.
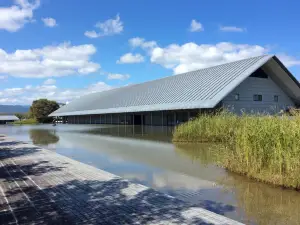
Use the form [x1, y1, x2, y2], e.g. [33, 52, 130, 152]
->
[0, 135, 243, 225]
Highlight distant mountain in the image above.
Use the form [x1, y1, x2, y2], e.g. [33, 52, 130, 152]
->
[0, 105, 30, 114]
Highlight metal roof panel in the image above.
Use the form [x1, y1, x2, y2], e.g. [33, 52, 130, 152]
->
[0, 115, 19, 121]
[50, 55, 274, 116]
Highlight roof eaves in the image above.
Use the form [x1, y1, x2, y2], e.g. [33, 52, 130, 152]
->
[209, 55, 274, 108]
[272, 55, 300, 90]
[49, 99, 218, 117]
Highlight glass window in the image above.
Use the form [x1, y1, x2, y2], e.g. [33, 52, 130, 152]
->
[250, 68, 268, 79]
[274, 95, 279, 102]
[235, 93, 239, 101]
[253, 94, 262, 101]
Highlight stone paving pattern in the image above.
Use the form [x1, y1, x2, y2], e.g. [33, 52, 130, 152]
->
[0, 135, 243, 225]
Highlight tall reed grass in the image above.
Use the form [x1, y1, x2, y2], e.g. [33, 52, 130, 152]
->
[173, 112, 300, 188]
[175, 143, 300, 224]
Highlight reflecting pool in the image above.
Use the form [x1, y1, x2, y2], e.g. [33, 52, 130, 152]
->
[1, 124, 300, 224]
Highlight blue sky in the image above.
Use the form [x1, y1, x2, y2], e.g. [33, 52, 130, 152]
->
[0, 0, 300, 105]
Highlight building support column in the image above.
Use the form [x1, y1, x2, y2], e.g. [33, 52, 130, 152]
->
[118, 119, 120, 136]
[125, 113, 127, 134]
[174, 111, 176, 126]
[162, 111, 164, 126]
[133, 113, 135, 125]
[141, 114, 144, 136]
[133, 114, 135, 136]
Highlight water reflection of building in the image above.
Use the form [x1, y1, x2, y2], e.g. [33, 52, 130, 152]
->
[27, 126, 300, 224]
[84, 125, 173, 142]
[50, 55, 300, 125]
[57, 131, 226, 182]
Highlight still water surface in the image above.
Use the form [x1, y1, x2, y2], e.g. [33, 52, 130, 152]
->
[1, 124, 300, 225]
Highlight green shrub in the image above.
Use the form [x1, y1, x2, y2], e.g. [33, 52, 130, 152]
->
[13, 118, 39, 125]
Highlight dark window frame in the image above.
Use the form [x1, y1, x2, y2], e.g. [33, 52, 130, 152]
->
[274, 95, 279, 102]
[235, 93, 240, 101]
[253, 94, 262, 101]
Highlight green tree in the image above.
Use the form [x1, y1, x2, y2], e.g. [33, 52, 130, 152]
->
[30, 99, 59, 123]
[15, 113, 25, 120]
[15, 112, 32, 120]
[30, 130, 59, 145]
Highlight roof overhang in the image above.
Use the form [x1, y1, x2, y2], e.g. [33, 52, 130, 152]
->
[49, 55, 300, 117]
[212, 55, 300, 107]
[50, 99, 219, 116]
[210, 55, 274, 107]
[261, 56, 300, 104]
[0, 115, 19, 121]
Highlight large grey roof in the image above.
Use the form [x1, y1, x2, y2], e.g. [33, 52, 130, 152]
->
[0, 115, 19, 121]
[50, 55, 291, 116]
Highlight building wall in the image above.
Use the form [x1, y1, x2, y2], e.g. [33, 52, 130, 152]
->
[64, 76, 296, 124]
[0, 120, 14, 124]
[223, 76, 295, 114]
[65, 109, 201, 126]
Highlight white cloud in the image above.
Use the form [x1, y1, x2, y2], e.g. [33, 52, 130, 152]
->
[128, 37, 157, 50]
[84, 31, 98, 38]
[153, 172, 215, 190]
[0, 81, 112, 105]
[117, 53, 144, 64]
[278, 54, 300, 67]
[220, 26, 246, 32]
[128, 37, 300, 75]
[42, 17, 57, 27]
[0, 42, 100, 78]
[150, 42, 268, 74]
[189, 19, 203, 32]
[0, 98, 19, 104]
[107, 73, 130, 80]
[84, 14, 123, 38]
[129, 37, 144, 47]
[84, 82, 112, 94]
[0, 75, 8, 80]
[43, 78, 56, 85]
[0, 0, 40, 32]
